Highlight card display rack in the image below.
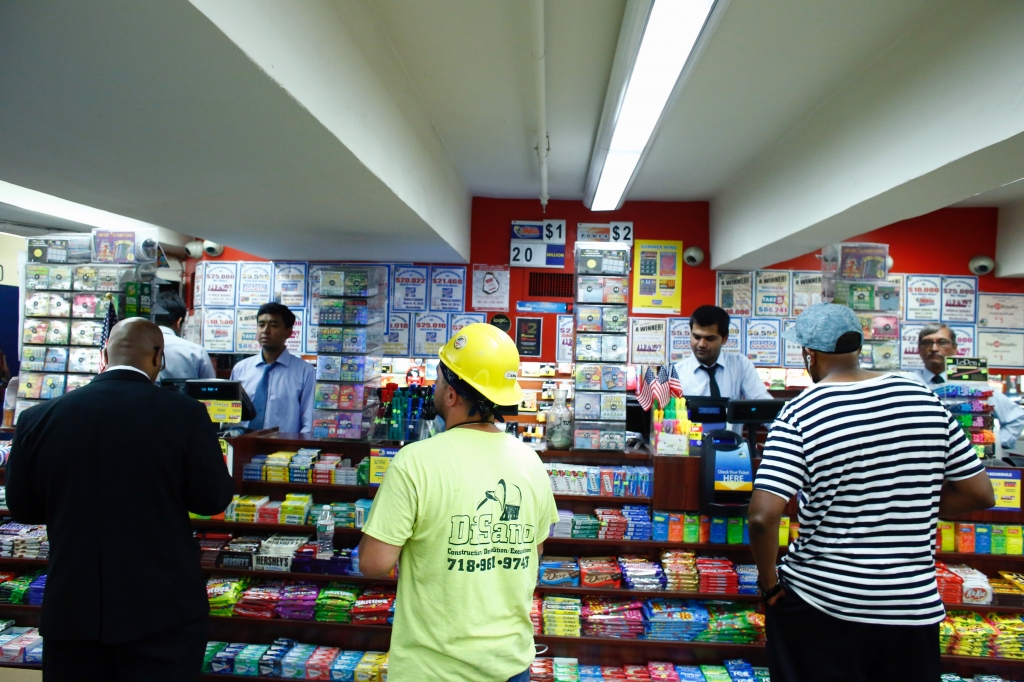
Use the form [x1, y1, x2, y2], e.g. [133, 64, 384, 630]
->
[573, 242, 631, 451]
[16, 260, 130, 424]
[311, 267, 388, 440]
[821, 242, 900, 371]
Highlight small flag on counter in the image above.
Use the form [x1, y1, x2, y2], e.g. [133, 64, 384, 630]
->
[653, 365, 671, 409]
[668, 364, 683, 398]
[636, 365, 656, 411]
[97, 294, 119, 373]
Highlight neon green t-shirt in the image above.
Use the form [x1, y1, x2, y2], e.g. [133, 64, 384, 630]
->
[362, 427, 559, 682]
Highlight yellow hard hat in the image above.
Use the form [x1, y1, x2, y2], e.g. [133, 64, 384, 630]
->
[438, 323, 523, 406]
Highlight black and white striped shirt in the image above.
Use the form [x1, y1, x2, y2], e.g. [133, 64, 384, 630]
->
[754, 373, 984, 625]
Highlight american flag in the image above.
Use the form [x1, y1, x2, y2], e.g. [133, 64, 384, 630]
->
[653, 365, 671, 409]
[636, 365, 656, 411]
[668, 364, 683, 398]
[97, 295, 118, 372]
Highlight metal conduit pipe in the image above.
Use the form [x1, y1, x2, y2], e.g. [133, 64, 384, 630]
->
[531, 0, 550, 212]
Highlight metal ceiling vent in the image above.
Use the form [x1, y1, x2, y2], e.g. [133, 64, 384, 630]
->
[529, 272, 573, 298]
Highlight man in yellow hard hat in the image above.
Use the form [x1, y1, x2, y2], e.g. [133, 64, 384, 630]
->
[359, 324, 558, 682]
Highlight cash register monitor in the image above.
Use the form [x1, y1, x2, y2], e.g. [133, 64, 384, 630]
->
[726, 400, 787, 425]
[185, 379, 258, 421]
[685, 397, 731, 423]
[159, 378, 189, 395]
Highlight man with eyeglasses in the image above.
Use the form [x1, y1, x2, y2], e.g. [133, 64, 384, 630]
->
[913, 322, 1024, 451]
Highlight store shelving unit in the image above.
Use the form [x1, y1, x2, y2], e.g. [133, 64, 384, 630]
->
[5, 430, 1024, 674]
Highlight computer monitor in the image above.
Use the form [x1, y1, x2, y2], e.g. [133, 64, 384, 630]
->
[685, 397, 730, 423]
[726, 400, 787, 425]
[159, 378, 189, 395]
[185, 379, 257, 422]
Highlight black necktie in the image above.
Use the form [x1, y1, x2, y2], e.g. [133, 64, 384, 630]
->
[701, 364, 721, 398]
[932, 375, 944, 384]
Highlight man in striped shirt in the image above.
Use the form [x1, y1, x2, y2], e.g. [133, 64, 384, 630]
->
[748, 304, 995, 682]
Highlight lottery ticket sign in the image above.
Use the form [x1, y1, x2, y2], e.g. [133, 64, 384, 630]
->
[509, 220, 566, 268]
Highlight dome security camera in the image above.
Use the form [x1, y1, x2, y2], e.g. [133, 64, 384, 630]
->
[969, 255, 995, 276]
[683, 246, 705, 267]
[203, 240, 224, 257]
[184, 240, 205, 259]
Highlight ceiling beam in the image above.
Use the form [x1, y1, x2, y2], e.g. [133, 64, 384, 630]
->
[189, 0, 471, 261]
[996, 200, 1024, 278]
[709, 0, 1024, 270]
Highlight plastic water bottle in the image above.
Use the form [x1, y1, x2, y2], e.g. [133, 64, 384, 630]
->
[316, 505, 334, 560]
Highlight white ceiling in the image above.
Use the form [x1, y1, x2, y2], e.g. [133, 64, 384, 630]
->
[633, 0, 936, 199]
[0, 0, 1008, 261]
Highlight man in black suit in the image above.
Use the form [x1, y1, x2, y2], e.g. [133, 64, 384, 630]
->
[7, 318, 235, 681]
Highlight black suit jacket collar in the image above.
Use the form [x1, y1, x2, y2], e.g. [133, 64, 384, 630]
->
[91, 369, 154, 385]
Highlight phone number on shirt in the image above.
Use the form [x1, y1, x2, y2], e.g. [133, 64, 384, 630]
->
[447, 556, 531, 572]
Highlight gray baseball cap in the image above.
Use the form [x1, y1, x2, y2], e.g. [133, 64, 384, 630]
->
[783, 303, 863, 353]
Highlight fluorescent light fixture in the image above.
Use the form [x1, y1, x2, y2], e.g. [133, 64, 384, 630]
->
[587, 0, 717, 211]
[0, 179, 166, 232]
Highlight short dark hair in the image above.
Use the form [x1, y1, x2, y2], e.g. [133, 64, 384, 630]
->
[690, 305, 730, 337]
[258, 302, 296, 328]
[153, 291, 187, 327]
[919, 322, 955, 345]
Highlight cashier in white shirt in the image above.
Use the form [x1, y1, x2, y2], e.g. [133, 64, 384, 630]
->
[674, 305, 772, 432]
[911, 322, 1024, 451]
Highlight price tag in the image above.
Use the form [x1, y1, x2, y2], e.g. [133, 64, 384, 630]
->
[609, 222, 633, 244]
[509, 219, 567, 268]
[541, 220, 566, 244]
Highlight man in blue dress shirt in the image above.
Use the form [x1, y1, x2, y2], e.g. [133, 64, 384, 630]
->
[911, 322, 1024, 451]
[673, 305, 772, 432]
[230, 303, 315, 434]
[153, 292, 216, 383]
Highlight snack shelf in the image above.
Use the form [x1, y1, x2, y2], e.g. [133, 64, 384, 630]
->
[552, 493, 651, 503]
[542, 538, 784, 554]
[533, 585, 760, 601]
[210, 615, 392, 632]
[0, 558, 47, 568]
[190, 519, 316, 534]
[541, 449, 653, 462]
[0, 661, 41, 670]
[940, 654, 1024, 668]
[936, 551, 1024, 564]
[238, 481, 379, 498]
[534, 634, 766, 654]
[190, 519, 366, 537]
[201, 567, 396, 587]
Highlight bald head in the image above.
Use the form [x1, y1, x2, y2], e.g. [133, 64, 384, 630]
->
[104, 318, 165, 381]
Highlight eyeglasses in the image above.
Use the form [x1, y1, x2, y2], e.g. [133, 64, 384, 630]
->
[919, 339, 954, 349]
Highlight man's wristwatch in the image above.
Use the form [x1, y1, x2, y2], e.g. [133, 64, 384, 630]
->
[758, 579, 783, 603]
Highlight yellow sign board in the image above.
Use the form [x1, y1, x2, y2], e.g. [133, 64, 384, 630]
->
[202, 400, 242, 424]
[631, 239, 683, 314]
[991, 469, 1022, 511]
